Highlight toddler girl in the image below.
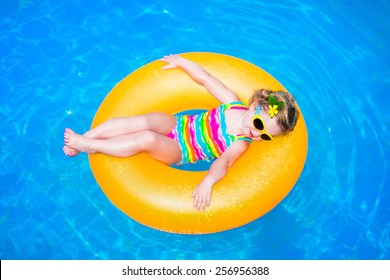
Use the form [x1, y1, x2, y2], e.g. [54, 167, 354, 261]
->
[63, 54, 299, 211]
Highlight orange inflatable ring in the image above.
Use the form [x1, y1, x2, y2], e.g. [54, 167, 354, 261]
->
[89, 52, 308, 234]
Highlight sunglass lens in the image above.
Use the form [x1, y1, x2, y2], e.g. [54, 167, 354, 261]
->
[261, 134, 272, 141]
[253, 118, 264, 131]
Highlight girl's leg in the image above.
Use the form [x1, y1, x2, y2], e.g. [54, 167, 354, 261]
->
[63, 112, 176, 156]
[64, 129, 182, 165]
[84, 113, 176, 139]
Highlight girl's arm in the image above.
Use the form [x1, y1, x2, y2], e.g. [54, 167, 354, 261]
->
[192, 140, 250, 211]
[161, 54, 240, 104]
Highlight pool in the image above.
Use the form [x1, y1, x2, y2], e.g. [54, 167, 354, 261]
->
[0, 0, 389, 259]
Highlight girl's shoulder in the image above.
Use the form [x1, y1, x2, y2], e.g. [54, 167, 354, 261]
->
[220, 101, 248, 111]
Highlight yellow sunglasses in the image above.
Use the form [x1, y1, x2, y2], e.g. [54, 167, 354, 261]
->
[252, 104, 273, 141]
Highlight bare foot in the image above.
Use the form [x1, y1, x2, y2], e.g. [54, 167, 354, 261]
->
[64, 128, 95, 154]
[63, 145, 79, 157]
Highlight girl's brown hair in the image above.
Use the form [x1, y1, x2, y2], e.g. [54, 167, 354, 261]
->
[249, 89, 299, 134]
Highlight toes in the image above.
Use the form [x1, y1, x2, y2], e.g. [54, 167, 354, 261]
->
[64, 128, 74, 145]
[63, 145, 78, 157]
[64, 128, 74, 137]
[66, 128, 75, 135]
[63, 128, 82, 156]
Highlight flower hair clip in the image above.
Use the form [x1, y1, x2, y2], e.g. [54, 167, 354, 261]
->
[267, 94, 285, 118]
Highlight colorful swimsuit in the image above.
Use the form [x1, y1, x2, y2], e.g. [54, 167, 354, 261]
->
[167, 101, 252, 165]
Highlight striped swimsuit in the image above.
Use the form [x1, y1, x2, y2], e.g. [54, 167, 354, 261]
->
[167, 101, 252, 165]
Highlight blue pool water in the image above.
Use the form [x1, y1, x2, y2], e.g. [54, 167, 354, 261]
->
[1, 0, 389, 260]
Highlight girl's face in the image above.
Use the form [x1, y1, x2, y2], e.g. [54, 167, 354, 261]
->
[243, 103, 283, 141]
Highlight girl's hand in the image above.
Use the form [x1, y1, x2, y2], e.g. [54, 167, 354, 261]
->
[192, 182, 213, 211]
[160, 54, 183, 70]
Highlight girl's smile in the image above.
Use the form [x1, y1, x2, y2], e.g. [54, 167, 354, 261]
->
[237, 103, 283, 141]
